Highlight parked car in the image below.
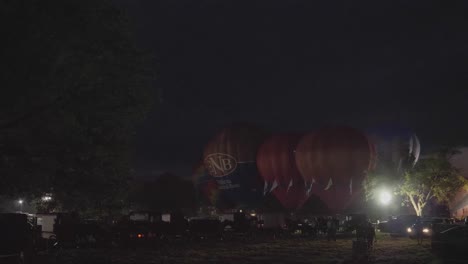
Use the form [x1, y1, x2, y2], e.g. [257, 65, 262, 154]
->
[406, 220, 433, 238]
[113, 211, 167, 248]
[382, 215, 418, 236]
[0, 213, 39, 264]
[431, 225, 468, 255]
[407, 217, 455, 239]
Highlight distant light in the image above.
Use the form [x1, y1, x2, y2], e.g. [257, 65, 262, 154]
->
[407, 227, 412, 233]
[239, 210, 243, 213]
[42, 195, 52, 202]
[378, 190, 392, 205]
[137, 234, 144, 238]
[423, 228, 430, 233]
[18, 199, 24, 205]
[250, 213, 256, 217]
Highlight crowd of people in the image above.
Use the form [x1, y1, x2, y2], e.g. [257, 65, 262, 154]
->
[314, 216, 340, 241]
[302, 217, 376, 243]
[287, 216, 375, 244]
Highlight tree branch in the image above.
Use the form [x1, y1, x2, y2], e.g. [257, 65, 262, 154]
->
[408, 194, 420, 216]
[425, 189, 432, 203]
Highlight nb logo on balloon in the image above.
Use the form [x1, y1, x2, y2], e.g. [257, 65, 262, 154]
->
[204, 153, 237, 177]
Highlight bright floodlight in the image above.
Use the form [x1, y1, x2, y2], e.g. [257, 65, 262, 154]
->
[378, 190, 392, 205]
[18, 199, 24, 205]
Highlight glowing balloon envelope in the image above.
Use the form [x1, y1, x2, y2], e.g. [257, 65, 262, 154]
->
[366, 125, 421, 175]
[203, 124, 267, 208]
[192, 162, 219, 207]
[295, 126, 373, 213]
[256, 134, 309, 210]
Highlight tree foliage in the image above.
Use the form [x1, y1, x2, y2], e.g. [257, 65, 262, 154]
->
[0, 0, 156, 215]
[399, 148, 468, 216]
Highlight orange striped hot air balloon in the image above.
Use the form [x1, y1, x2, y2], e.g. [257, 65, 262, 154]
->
[256, 134, 309, 210]
[295, 126, 373, 213]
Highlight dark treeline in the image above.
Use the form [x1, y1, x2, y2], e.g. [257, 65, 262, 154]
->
[0, 0, 156, 217]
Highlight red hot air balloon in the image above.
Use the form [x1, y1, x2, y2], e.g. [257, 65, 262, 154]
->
[192, 162, 219, 207]
[295, 126, 373, 213]
[256, 134, 309, 210]
[203, 123, 267, 208]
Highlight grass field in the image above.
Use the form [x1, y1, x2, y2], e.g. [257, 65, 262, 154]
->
[43, 233, 462, 264]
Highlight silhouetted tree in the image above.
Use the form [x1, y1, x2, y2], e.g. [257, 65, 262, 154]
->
[0, 0, 156, 216]
[399, 148, 468, 216]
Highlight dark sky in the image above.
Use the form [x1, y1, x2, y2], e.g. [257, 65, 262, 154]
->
[117, 0, 468, 178]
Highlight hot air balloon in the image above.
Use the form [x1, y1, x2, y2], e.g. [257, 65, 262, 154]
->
[366, 125, 421, 176]
[256, 134, 309, 210]
[192, 162, 220, 207]
[203, 124, 267, 208]
[295, 126, 373, 213]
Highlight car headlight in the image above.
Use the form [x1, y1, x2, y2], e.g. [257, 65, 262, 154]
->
[407, 227, 412, 233]
[423, 228, 430, 233]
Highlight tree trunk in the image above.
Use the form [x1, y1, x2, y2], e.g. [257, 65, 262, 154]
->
[418, 202, 426, 218]
[415, 207, 422, 217]
[408, 194, 422, 216]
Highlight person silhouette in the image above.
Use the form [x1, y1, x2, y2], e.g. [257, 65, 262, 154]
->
[366, 222, 376, 249]
[414, 218, 423, 245]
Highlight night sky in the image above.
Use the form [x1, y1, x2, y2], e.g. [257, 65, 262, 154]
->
[117, 0, 468, 178]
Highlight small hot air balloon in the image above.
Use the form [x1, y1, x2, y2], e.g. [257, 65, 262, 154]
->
[366, 125, 421, 176]
[295, 126, 373, 213]
[203, 123, 267, 208]
[257, 134, 309, 210]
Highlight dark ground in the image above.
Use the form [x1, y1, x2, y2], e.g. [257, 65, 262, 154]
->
[35, 233, 464, 264]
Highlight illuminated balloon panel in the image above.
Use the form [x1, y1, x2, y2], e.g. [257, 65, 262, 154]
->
[367, 125, 421, 175]
[257, 134, 309, 210]
[295, 126, 373, 213]
[296, 127, 372, 188]
[203, 123, 267, 208]
[192, 162, 219, 206]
